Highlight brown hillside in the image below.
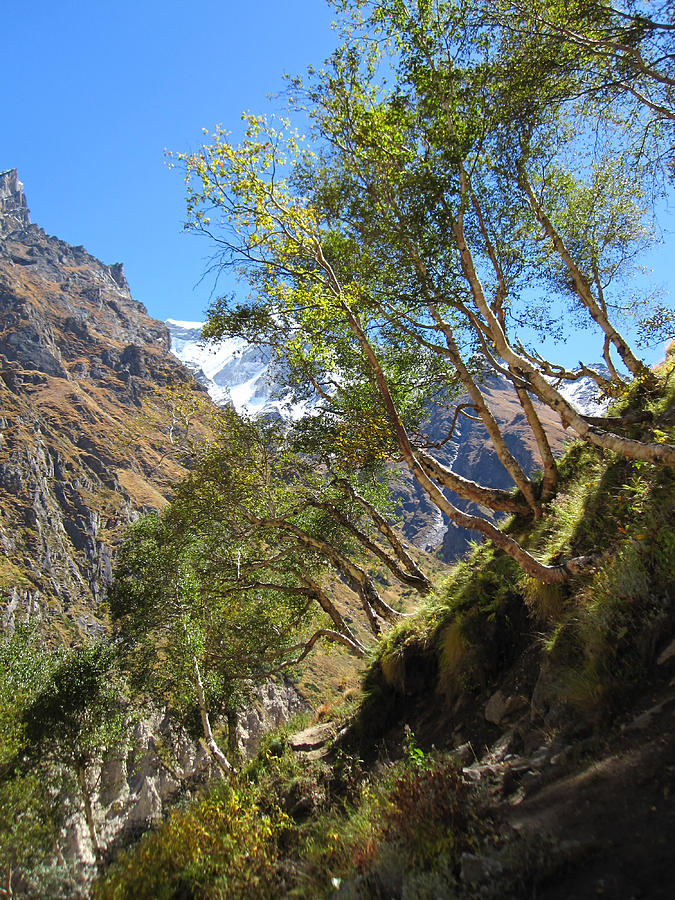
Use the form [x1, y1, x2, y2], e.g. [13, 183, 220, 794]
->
[0, 170, 209, 639]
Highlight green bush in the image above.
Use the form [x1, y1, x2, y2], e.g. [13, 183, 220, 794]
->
[95, 784, 291, 900]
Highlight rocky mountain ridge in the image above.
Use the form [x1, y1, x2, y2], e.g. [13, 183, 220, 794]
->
[0, 169, 205, 637]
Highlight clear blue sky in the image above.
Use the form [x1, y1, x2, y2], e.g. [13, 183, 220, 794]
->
[2, 0, 673, 367]
[2, 0, 337, 323]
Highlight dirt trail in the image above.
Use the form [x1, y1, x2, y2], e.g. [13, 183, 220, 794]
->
[499, 680, 675, 899]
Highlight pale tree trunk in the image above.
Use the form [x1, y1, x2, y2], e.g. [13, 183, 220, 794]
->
[320, 500, 432, 593]
[299, 573, 367, 654]
[390, 220, 541, 517]
[513, 382, 558, 500]
[450, 170, 675, 468]
[338, 300, 593, 582]
[416, 448, 531, 514]
[426, 300, 541, 517]
[76, 763, 103, 873]
[1, 866, 13, 899]
[191, 653, 232, 776]
[280, 629, 369, 668]
[517, 163, 647, 380]
[333, 478, 431, 581]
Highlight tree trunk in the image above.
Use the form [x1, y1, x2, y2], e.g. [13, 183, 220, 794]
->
[449, 174, 675, 468]
[226, 708, 239, 764]
[416, 448, 531, 514]
[247, 511, 403, 633]
[320, 500, 432, 593]
[333, 478, 433, 580]
[299, 572, 367, 653]
[191, 653, 232, 776]
[426, 300, 541, 516]
[518, 165, 649, 381]
[513, 382, 558, 500]
[338, 300, 589, 582]
[77, 763, 103, 873]
[1, 865, 13, 899]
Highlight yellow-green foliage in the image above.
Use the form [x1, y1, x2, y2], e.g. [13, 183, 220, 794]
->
[95, 784, 290, 900]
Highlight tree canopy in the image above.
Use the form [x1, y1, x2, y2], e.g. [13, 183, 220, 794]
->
[174, 0, 674, 583]
[109, 408, 431, 768]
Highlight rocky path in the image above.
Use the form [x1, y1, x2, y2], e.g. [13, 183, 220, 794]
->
[456, 671, 675, 899]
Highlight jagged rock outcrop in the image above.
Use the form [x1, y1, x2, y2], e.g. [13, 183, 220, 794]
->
[0, 173, 328, 889]
[0, 169, 207, 635]
[0, 169, 30, 236]
[58, 680, 308, 892]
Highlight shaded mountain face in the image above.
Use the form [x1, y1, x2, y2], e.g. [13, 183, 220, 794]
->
[401, 377, 569, 561]
[0, 170, 206, 638]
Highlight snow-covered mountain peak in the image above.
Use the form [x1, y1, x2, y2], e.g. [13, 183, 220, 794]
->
[554, 364, 615, 416]
[166, 319, 310, 419]
[167, 318, 613, 422]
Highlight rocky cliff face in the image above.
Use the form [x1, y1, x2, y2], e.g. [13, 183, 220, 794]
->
[62, 680, 307, 891]
[0, 169, 206, 637]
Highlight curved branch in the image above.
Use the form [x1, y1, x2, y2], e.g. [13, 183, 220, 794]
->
[273, 629, 368, 669]
[298, 572, 367, 653]
[318, 499, 432, 593]
[415, 448, 532, 515]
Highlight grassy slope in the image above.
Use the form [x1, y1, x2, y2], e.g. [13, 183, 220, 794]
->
[94, 353, 675, 899]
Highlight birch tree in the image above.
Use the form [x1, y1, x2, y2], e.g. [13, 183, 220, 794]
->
[110, 408, 432, 751]
[174, 0, 674, 583]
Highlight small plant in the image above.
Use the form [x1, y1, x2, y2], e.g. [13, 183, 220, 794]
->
[377, 754, 478, 869]
[403, 725, 427, 770]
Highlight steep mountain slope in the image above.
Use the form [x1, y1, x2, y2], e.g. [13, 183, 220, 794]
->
[94, 362, 675, 900]
[0, 170, 207, 638]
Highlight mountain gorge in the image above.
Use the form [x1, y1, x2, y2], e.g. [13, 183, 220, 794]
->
[0, 168, 608, 638]
[1, 156, 673, 898]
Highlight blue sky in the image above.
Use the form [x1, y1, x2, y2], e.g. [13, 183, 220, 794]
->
[2, 0, 673, 367]
[2, 0, 336, 322]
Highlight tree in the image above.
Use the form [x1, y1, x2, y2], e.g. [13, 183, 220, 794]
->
[174, 0, 674, 584]
[20, 643, 129, 873]
[485, 0, 675, 172]
[109, 408, 432, 769]
[0, 628, 61, 898]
